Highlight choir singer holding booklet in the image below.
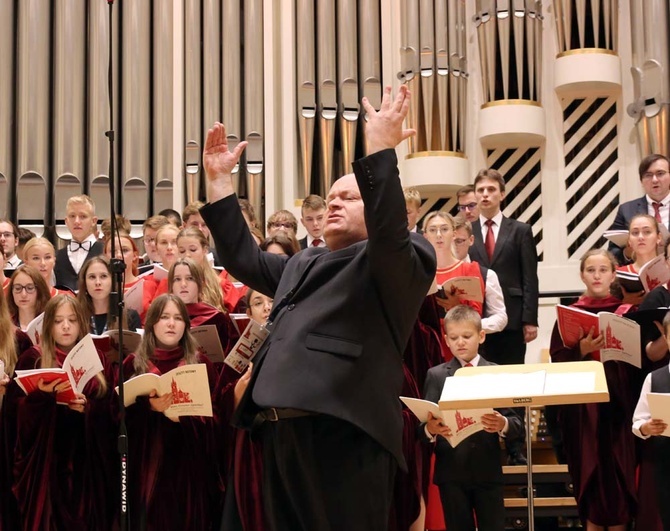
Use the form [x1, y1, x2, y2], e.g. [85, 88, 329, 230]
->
[200, 86, 436, 531]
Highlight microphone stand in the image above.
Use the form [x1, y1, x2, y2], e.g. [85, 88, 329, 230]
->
[104, 1, 130, 529]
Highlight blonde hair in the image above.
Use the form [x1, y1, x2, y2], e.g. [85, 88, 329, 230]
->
[0, 287, 18, 375]
[421, 211, 454, 233]
[40, 295, 107, 396]
[403, 187, 421, 209]
[66, 194, 96, 213]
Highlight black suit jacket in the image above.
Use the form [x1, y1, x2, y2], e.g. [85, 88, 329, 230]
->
[420, 357, 524, 484]
[607, 196, 647, 264]
[298, 236, 308, 250]
[53, 241, 104, 291]
[469, 216, 538, 329]
[202, 149, 436, 466]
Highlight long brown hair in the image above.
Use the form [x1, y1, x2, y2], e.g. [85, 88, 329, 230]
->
[77, 255, 128, 332]
[168, 258, 206, 302]
[0, 287, 18, 375]
[40, 295, 107, 396]
[133, 294, 200, 374]
[176, 228, 225, 311]
[7, 266, 51, 323]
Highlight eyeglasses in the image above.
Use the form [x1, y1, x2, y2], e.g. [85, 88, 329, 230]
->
[0, 232, 15, 239]
[143, 237, 156, 245]
[642, 170, 669, 180]
[426, 225, 451, 235]
[12, 283, 36, 294]
[457, 202, 478, 212]
[269, 222, 296, 230]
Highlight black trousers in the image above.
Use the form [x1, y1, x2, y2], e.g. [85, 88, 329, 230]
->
[261, 415, 396, 531]
[438, 481, 505, 531]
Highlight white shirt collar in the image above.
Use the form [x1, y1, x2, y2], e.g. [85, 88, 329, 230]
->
[458, 354, 480, 367]
[646, 192, 670, 205]
[480, 211, 503, 227]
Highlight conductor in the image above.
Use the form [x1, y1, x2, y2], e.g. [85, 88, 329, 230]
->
[200, 86, 436, 531]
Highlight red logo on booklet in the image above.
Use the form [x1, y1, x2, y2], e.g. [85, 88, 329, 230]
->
[70, 366, 86, 387]
[605, 324, 623, 350]
[647, 276, 661, 291]
[455, 410, 476, 432]
[171, 378, 193, 404]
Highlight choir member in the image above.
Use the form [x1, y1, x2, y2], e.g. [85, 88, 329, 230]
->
[22, 237, 72, 297]
[77, 255, 141, 335]
[550, 250, 636, 531]
[169, 258, 239, 357]
[120, 294, 223, 530]
[0, 285, 33, 531]
[617, 214, 661, 306]
[12, 295, 107, 530]
[177, 227, 244, 313]
[7, 266, 51, 331]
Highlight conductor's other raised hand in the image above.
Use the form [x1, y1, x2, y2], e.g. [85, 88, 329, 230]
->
[362, 85, 416, 155]
[203, 122, 248, 202]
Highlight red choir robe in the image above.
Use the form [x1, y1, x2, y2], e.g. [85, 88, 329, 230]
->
[186, 302, 241, 359]
[120, 348, 224, 530]
[549, 295, 637, 526]
[0, 330, 33, 531]
[12, 344, 108, 531]
[219, 270, 247, 314]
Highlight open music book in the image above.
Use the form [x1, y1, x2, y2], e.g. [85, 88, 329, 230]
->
[15, 335, 104, 405]
[400, 396, 494, 447]
[116, 363, 212, 418]
[556, 305, 641, 368]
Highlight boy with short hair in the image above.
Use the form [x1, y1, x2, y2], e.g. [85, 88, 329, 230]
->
[54, 194, 103, 290]
[403, 187, 421, 232]
[299, 195, 327, 249]
[420, 305, 523, 531]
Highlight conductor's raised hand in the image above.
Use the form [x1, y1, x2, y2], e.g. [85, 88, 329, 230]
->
[203, 122, 248, 202]
[362, 85, 416, 154]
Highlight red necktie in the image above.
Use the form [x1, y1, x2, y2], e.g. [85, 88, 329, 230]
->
[464, 362, 473, 367]
[311, 238, 322, 247]
[653, 202, 662, 224]
[485, 219, 495, 261]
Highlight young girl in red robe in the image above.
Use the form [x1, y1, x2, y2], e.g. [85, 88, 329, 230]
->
[550, 249, 636, 531]
[12, 295, 107, 530]
[120, 294, 223, 530]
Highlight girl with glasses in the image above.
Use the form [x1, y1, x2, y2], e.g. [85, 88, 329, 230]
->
[7, 266, 51, 331]
[0, 285, 34, 530]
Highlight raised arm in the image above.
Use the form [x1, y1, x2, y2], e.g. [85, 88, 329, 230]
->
[203, 123, 248, 203]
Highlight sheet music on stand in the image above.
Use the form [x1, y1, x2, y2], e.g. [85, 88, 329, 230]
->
[438, 361, 609, 531]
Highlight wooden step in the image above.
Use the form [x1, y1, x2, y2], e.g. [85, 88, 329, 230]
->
[503, 464, 569, 475]
[504, 497, 577, 508]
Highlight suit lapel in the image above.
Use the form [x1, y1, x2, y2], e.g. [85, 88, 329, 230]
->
[490, 216, 512, 265]
[470, 221, 489, 267]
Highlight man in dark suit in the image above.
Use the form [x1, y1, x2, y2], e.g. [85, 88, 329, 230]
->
[201, 86, 435, 531]
[298, 195, 327, 249]
[54, 195, 103, 291]
[468, 169, 538, 464]
[608, 154, 670, 264]
[419, 305, 523, 531]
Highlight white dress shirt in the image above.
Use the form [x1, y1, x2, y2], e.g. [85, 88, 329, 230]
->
[646, 192, 670, 227]
[632, 364, 670, 439]
[5, 254, 22, 269]
[482, 269, 508, 333]
[67, 234, 98, 274]
[306, 234, 327, 248]
[479, 211, 504, 243]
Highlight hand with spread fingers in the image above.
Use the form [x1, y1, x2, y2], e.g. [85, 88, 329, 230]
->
[361, 85, 416, 154]
[203, 122, 249, 202]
